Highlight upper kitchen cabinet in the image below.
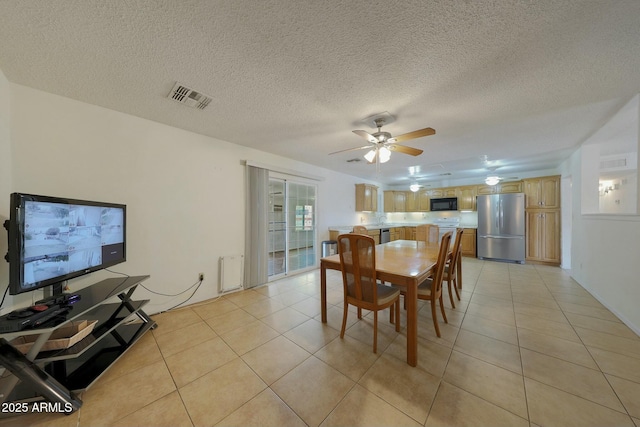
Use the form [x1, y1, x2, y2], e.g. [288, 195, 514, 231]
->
[383, 191, 406, 212]
[457, 185, 477, 211]
[405, 191, 418, 212]
[477, 181, 524, 195]
[355, 184, 378, 212]
[524, 176, 560, 209]
[429, 188, 457, 198]
[418, 189, 430, 211]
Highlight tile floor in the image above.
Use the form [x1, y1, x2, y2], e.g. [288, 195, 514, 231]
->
[3, 258, 640, 426]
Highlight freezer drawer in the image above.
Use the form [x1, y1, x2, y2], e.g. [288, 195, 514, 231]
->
[477, 235, 525, 263]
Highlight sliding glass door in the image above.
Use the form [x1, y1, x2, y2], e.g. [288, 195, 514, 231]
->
[268, 176, 317, 280]
[268, 179, 286, 277]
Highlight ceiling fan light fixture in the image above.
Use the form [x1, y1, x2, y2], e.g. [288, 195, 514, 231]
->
[409, 183, 420, 192]
[364, 149, 376, 163]
[485, 176, 500, 186]
[379, 147, 391, 163]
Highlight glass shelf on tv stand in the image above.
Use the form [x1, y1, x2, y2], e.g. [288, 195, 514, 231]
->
[0, 275, 157, 412]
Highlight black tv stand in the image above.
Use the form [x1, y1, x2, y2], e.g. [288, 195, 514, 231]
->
[0, 275, 156, 413]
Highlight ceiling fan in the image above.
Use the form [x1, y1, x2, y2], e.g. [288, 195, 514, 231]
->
[484, 167, 519, 185]
[330, 116, 435, 165]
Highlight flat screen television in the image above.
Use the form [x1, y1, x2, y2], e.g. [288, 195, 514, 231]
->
[5, 193, 126, 295]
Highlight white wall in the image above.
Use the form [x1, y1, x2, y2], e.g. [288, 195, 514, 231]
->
[4, 83, 371, 314]
[0, 69, 11, 295]
[569, 148, 640, 334]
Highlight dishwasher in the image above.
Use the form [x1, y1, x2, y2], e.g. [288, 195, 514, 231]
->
[380, 228, 391, 243]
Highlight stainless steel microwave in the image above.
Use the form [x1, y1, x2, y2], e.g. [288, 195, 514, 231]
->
[430, 197, 458, 211]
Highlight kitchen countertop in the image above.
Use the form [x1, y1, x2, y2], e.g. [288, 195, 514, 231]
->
[329, 223, 477, 231]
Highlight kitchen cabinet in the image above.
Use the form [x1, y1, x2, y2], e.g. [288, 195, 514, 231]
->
[457, 186, 477, 211]
[383, 191, 406, 212]
[418, 190, 430, 211]
[524, 176, 560, 209]
[390, 227, 401, 241]
[355, 184, 378, 212]
[429, 188, 457, 198]
[460, 228, 476, 257]
[367, 229, 380, 244]
[405, 191, 418, 212]
[428, 189, 443, 198]
[524, 175, 560, 265]
[525, 210, 560, 264]
[477, 181, 523, 195]
[404, 226, 416, 240]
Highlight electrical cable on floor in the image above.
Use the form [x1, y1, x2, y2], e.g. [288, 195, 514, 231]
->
[105, 269, 205, 311]
[140, 279, 202, 297]
[165, 279, 204, 311]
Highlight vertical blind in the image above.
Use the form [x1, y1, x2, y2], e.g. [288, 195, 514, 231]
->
[244, 165, 269, 288]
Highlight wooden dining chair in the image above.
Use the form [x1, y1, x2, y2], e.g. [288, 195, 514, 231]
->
[352, 225, 368, 234]
[416, 224, 439, 243]
[393, 231, 452, 337]
[417, 231, 452, 337]
[337, 233, 400, 353]
[443, 228, 464, 308]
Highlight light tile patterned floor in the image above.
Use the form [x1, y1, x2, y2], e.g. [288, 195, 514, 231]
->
[4, 259, 640, 426]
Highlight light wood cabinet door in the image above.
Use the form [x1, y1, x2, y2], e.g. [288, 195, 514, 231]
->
[404, 226, 416, 240]
[394, 191, 406, 212]
[383, 191, 395, 212]
[397, 227, 405, 239]
[355, 184, 378, 212]
[370, 186, 378, 211]
[498, 181, 523, 194]
[524, 176, 560, 209]
[366, 229, 380, 245]
[390, 228, 401, 241]
[476, 184, 496, 195]
[405, 191, 417, 212]
[457, 186, 477, 211]
[429, 189, 444, 198]
[477, 181, 523, 195]
[460, 228, 476, 257]
[526, 210, 560, 264]
[443, 188, 457, 197]
[384, 191, 407, 212]
[418, 190, 430, 211]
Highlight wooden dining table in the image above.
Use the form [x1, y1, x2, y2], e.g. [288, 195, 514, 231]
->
[320, 239, 441, 367]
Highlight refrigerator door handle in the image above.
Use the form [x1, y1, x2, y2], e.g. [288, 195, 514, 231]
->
[479, 235, 524, 239]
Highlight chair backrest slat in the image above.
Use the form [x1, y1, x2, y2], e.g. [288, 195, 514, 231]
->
[338, 234, 377, 303]
[431, 231, 453, 297]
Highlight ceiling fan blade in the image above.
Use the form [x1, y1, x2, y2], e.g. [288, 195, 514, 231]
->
[387, 144, 423, 156]
[329, 145, 371, 155]
[390, 127, 436, 143]
[353, 130, 379, 144]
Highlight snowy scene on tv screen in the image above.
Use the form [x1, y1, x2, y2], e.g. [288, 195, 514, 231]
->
[21, 201, 124, 287]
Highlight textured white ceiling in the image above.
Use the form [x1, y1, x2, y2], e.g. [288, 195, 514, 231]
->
[1, 0, 639, 186]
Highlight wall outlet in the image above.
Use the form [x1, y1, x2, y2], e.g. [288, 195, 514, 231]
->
[199, 273, 204, 281]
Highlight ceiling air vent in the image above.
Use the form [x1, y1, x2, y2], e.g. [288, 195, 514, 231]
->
[167, 82, 212, 110]
[599, 153, 636, 171]
[600, 157, 626, 169]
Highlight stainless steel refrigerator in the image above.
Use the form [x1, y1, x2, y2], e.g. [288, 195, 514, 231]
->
[477, 193, 525, 263]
